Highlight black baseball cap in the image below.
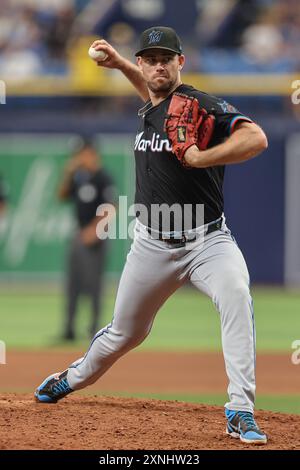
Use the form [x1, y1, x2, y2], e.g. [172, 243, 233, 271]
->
[135, 26, 182, 56]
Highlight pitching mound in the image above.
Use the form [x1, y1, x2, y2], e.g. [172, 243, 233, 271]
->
[0, 394, 299, 450]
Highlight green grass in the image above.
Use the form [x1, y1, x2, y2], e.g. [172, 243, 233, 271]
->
[1, 286, 300, 352]
[79, 391, 300, 415]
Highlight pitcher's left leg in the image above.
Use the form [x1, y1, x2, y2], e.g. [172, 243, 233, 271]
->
[189, 232, 255, 413]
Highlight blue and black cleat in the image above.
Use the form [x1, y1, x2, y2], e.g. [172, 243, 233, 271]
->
[34, 370, 73, 403]
[225, 409, 267, 445]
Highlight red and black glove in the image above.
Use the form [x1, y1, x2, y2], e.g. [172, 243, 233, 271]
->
[164, 92, 215, 167]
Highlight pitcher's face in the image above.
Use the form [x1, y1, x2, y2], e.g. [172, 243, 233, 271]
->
[137, 50, 185, 94]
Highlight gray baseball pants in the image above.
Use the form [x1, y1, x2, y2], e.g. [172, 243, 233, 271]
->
[67, 218, 256, 412]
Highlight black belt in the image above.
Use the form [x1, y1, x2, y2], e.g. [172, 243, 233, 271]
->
[146, 218, 223, 247]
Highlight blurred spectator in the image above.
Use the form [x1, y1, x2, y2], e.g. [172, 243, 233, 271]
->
[0, 0, 299, 77]
[241, 24, 284, 65]
[0, 0, 76, 77]
[0, 5, 43, 79]
[198, 0, 299, 73]
[106, 21, 136, 61]
[58, 139, 117, 341]
[38, 6, 75, 61]
[0, 47, 42, 80]
[275, 0, 300, 67]
[238, 0, 299, 72]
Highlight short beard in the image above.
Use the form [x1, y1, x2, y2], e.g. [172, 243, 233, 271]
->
[147, 78, 175, 94]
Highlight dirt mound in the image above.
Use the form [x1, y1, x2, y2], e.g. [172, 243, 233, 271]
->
[0, 394, 299, 450]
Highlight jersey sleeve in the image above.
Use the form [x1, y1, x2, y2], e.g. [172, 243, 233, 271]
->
[196, 92, 253, 138]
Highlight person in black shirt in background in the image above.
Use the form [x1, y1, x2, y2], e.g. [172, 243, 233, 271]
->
[35, 27, 268, 446]
[58, 141, 116, 341]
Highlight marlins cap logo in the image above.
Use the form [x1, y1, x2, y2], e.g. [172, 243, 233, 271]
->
[148, 30, 163, 45]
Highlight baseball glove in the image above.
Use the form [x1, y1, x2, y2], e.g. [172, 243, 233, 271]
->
[164, 92, 215, 167]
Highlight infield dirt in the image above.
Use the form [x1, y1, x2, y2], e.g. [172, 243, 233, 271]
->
[0, 350, 299, 450]
[0, 394, 299, 450]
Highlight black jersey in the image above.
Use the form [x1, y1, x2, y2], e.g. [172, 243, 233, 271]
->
[70, 168, 116, 228]
[134, 84, 252, 230]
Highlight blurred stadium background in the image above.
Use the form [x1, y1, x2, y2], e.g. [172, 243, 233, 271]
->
[0, 0, 300, 414]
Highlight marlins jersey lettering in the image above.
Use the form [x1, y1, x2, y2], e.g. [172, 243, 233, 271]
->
[134, 84, 253, 229]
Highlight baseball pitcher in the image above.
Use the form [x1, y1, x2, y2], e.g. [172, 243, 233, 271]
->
[35, 26, 268, 445]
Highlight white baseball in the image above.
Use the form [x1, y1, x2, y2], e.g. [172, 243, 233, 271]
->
[88, 46, 108, 61]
